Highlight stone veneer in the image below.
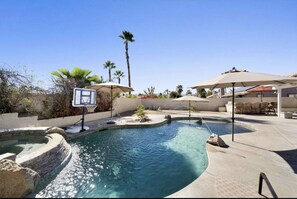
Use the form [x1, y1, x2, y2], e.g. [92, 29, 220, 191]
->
[17, 133, 71, 179]
[0, 129, 71, 180]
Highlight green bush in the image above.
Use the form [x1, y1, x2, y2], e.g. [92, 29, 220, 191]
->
[135, 104, 148, 122]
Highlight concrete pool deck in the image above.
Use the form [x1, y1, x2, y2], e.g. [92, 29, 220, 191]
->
[66, 110, 297, 198]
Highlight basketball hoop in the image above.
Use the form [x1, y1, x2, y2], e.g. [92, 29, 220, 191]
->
[72, 88, 97, 132]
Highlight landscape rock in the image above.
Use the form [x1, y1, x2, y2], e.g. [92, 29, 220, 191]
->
[207, 133, 229, 148]
[46, 126, 67, 139]
[0, 159, 40, 198]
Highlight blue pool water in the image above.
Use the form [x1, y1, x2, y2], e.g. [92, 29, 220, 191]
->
[37, 119, 251, 198]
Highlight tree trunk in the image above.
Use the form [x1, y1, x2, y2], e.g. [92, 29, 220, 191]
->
[125, 42, 131, 94]
[109, 69, 111, 82]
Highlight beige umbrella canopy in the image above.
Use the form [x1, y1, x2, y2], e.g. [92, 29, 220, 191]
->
[173, 95, 209, 118]
[88, 81, 134, 93]
[88, 82, 134, 124]
[191, 67, 297, 141]
[192, 67, 297, 89]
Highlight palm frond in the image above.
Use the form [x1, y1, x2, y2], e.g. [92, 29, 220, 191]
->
[58, 69, 71, 78]
[51, 71, 63, 79]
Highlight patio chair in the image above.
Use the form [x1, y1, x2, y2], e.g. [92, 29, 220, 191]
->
[266, 102, 276, 115]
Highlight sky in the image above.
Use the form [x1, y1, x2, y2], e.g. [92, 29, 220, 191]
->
[1, 0, 297, 94]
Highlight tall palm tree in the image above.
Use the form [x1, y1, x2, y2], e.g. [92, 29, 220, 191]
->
[103, 61, 116, 81]
[119, 30, 135, 94]
[114, 70, 125, 84]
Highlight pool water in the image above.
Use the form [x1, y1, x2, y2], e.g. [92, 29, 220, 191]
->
[37, 119, 251, 198]
[0, 135, 48, 158]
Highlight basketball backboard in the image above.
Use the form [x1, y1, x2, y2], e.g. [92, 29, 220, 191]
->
[72, 88, 97, 107]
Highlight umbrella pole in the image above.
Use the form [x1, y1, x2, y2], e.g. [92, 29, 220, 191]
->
[189, 101, 191, 119]
[232, 83, 235, 142]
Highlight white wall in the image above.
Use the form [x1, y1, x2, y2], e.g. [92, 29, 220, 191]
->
[1, 97, 296, 130]
[140, 98, 230, 111]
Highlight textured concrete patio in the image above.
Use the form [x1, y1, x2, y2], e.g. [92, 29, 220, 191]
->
[66, 110, 297, 198]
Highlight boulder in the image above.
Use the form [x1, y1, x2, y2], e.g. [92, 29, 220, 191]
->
[0, 159, 40, 198]
[46, 126, 68, 139]
[207, 133, 229, 148]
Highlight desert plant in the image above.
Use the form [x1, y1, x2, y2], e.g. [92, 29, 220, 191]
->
[144, 86, 157, 98]
[135, 104, 148, 122]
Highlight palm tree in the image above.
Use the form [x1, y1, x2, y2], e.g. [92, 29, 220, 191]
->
[51, 67, 102, 117]
[163, 89, 170, 98]
[144, 86, 156, 98]
[119, 30, 135, 94]
[176, 85, 183, 97]
[51, 67, 102, 88]
[103, 61, 116, 82]
[114, 70, 125, 84]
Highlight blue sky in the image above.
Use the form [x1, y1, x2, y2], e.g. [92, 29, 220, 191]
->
[1, 0, 297, 94]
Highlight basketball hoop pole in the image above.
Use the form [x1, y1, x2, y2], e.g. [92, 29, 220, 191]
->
[80, 106, 86, 132]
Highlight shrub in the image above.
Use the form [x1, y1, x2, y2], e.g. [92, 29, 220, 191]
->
[135, 104, 148, 122]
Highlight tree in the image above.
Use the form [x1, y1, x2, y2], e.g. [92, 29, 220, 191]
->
[113, 70, 125, 84]
[170, 91, 179, 98]
[103, 61, 116, 82]
[176, 85, 183, 97]
[144, 86, 156, 98]
[163, 89, 170, 98]
[196, 88, 207, 98]
[119, 30, 135, 94]
[51, 67, 102, 117]
[0, 65, 40, 114]
[186, 89, 192, 95]
[51, 67, 102, 88]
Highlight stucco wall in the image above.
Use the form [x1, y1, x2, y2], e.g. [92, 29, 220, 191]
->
[1, 97, 296, 130]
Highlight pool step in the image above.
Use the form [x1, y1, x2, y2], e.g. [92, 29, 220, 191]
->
[0, 152, 16, 161]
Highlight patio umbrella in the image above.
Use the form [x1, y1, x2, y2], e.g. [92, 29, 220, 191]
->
[87, 82, 134, 124]
[191, 67, 297, 141]
[246, 85, 276, 102]
[173, 95, 209, 118]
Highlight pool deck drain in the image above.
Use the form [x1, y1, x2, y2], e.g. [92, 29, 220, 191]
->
[65, 110, 297, 198]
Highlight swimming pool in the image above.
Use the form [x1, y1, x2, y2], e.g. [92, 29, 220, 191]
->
[37, 119, 251, 198]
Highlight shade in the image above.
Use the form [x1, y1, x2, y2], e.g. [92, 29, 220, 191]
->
[247, 85, 276, 92]
[191, 68, 297, 89]
[87, 82, 134, 124]
[173, 95, 209, 118]
[191, 67, 297, 142]
[88, 82, 134, 93]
